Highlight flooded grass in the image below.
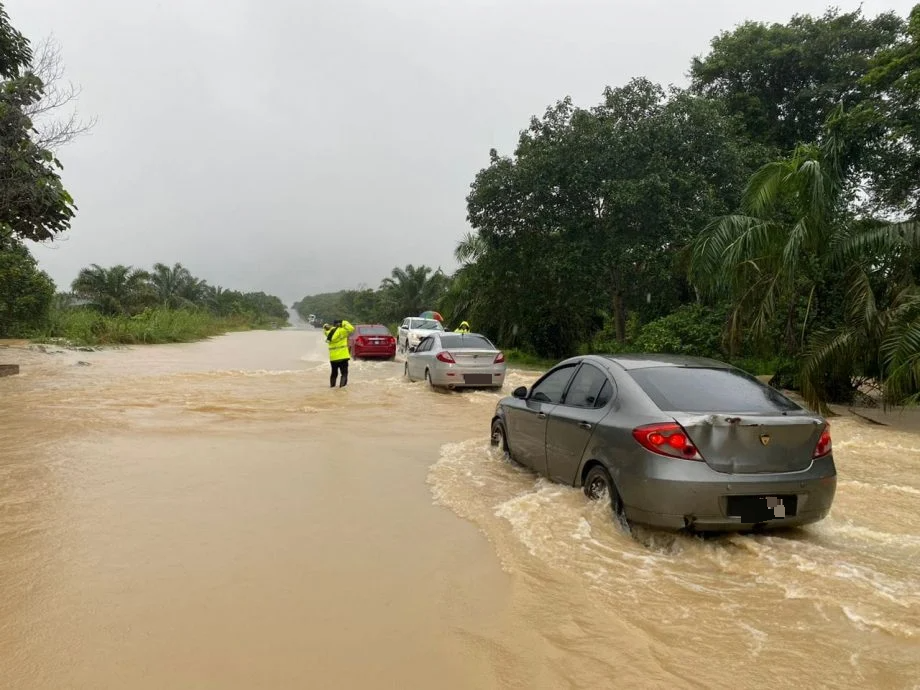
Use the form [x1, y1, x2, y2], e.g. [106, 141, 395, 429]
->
[33, 307, 286, 346]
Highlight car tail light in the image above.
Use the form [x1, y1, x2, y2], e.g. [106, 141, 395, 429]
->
[436, 351, 455, 363]
[356, 336, 367, 346]
[494, 352, 505, 364]
[632, 423, 704, 461]
[388, 336, 395, 344]
[813, 423, 832, 458]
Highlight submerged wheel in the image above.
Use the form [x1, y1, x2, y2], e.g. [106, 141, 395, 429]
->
[583, 464, 623, 515]
[404, 362, 410, 380]
[425, 369, 435, 388]
[490, 419, 507, 450]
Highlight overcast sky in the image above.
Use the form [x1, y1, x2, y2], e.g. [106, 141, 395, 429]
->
[10, 0, 918, 305]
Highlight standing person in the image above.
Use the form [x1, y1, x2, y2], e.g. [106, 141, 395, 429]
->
[454, 320, 470, 333]
[326, 318, 355, 388]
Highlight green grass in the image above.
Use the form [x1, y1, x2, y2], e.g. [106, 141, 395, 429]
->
[503, 348, 557, 371]
[34, 307, 288, 346]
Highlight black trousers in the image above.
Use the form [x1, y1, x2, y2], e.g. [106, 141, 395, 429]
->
[330, 359, 349, 387]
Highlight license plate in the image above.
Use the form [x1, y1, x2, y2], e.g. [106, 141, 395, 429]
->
[463, 374, 493, 385]
[725, 494, 798, 521]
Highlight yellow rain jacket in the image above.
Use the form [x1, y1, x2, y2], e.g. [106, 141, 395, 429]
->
[454, 321, 470, 333]
[326, 320, 355, 361]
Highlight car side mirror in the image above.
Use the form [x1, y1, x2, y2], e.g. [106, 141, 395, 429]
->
[512, 386, 527, 399]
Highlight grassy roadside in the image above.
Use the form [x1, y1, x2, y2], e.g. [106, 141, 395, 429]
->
[32, 307, 288, 346]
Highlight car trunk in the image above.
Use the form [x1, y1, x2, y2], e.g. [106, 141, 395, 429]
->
[671, 412, 824, 474]
[449, 349, 498, 368]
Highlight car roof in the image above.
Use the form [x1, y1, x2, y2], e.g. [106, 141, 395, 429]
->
[595, 353, 734, 371]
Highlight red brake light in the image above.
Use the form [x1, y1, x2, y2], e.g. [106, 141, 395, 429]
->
[494, 352, 505, 364]
[814, 423, 832, 458]
[356, 336, 366, 346]
[436, 351, 455, 363]
[632, 423, 704, 461]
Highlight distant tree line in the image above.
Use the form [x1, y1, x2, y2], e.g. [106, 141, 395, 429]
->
[295, 5, 920, 409]
[0, 5, 287, 340]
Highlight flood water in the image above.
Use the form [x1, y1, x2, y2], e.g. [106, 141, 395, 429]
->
[1, 328, 918, 689]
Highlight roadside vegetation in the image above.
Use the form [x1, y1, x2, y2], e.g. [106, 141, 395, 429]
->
[295, 5, 920, 410]
[0, 4, 287, 347]
[4, 259, 290, 346]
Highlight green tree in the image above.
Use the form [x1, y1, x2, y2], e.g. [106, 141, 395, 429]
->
[690, 7, 904, 153]
[149, 262, 207, 309]
[0, 3, 76, 243]
[71, 264, 152, 316]
[378, 264, 447, 318]
[689, 116, 920, 409]
[858, 4, 920, 217]
[0, 230, 55, 336]
[463, 80, 761, 356]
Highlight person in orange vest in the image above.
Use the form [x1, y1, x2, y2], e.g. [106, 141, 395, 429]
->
[326, 319, 355, 387]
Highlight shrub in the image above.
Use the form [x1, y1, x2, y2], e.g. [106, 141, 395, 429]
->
[632, 304, 727, 358]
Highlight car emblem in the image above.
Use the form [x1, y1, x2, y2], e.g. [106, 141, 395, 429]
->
[759, 434, 771, 446]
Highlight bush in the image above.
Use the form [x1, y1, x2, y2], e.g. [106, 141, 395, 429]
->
[632, 304, 727, 358]
[35, 307, 278, 346]
[0, 237, 56, 337]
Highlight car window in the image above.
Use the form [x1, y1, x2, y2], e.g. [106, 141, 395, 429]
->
[563, 364, 609, 408]
[401, 320, 409, 328]
[416, 337, 433, 352]
[627, 367, 802, 413]
[594, 380, 613, 408]
[530, 365, 577, 404]
[439, 334, 493, 349]
[360, 326, 390, 335]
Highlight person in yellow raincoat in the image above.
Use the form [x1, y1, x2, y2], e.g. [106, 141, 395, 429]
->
[326, 319, 355, 387]
[454, 320, 470, 333]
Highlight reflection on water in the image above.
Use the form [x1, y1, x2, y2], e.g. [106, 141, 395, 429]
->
[1, 332, 919, 688]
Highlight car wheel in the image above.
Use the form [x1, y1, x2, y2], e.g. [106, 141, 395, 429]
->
[425, 369, 435, 389]
[490, 418, 508, 449]
[404, 362, 410, 381]
[583, 464, 623, 515]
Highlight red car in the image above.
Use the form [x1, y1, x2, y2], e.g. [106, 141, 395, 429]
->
[348, 324, 397, 360]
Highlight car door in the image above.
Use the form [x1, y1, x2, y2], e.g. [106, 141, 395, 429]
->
[544, 363, 615, 485]
[408, 336, 432, 379]
[398, 319, 409, 348]
[505, 364, 578, 475]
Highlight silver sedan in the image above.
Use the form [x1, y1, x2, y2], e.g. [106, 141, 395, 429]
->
[405, 332, 506, 390]
[490, 354, 837, 533]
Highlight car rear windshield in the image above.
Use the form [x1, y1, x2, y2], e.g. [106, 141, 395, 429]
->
[628, 366, 801, 413]
[360, 326, 390, 335]
[440, 334, 493, 349]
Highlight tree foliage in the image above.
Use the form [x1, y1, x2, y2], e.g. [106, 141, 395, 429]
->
[0, 3, 76, 243]
[69, 262, 288, 324]
[0, 229, 55, 337]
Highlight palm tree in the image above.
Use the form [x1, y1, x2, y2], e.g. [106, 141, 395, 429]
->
[71, 264, 151, 316]
[378, 264, 448, 317]
[454, 232, 486, 265]
[149, 262, 207, 309]
[689, 111, 920, 410]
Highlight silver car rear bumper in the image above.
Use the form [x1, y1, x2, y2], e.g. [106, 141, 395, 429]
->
[614, 455, 837, 532]
[429, 364, 506, 388]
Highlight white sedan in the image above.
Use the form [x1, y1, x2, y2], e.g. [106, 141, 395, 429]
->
[397, 317, 445, 353]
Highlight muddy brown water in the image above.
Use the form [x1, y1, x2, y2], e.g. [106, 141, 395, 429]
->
[1, 329, 918, 689]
